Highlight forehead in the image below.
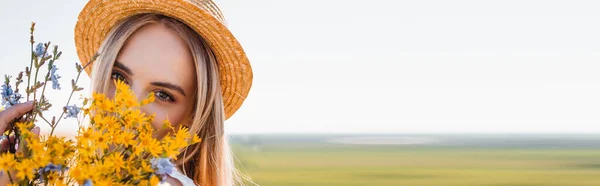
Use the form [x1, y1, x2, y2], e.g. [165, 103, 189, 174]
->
[116, 23, 197, 89]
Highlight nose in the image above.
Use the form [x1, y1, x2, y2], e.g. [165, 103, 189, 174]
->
[129, 83, 151, 114]
[129, 83, 147, 103]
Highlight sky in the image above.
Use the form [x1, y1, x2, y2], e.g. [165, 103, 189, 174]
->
[1, 0, 600, 134]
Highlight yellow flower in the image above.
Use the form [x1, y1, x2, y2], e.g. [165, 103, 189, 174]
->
[77, 145, 94, 158]
[132, 145, 145, 157]
[98, 99, 115, 113]
[45, 172, 65, 185]
[93, 130, 111, 150]
[15, 159, 35, 180]
[114, 79, 129, 93]
[16, 122, 34, 138]
[140, 93, 155, 106]
[70, 165, 91, 183]
[122, 131, 137, 146]
[60, 139, 75, 156]
[174, 126, 191, 145]
[76, 127, 94, 148]
[92, 93, 115, 113]
[30, 151, 50, 168]
[25, 137, 43, 154]
[138, 180, 150, 185]
[0, 153, 16, 171]
[15, 151, 24, 159]
[58, 80, 205, 184]
[191, 135, 202, 144]
[161, 138, 181, 158]
[140, 134, 162, 157]
[140, 160, 153, 173]
[114, 80, 138, 108]
[150, 175, 160, 186]
[125, 110, 144, 126]
[107, 153, 125, 173]
[94, 179, 114, 186]
[82, 108, 91, 115]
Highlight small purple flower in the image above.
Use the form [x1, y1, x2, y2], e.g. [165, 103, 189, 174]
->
[34, 43, 46, 57]
[37, 163, 68, 182]
[83, 179, 93, 186]
[151, 158, 174, 175]
[1, 84, 21, 108]
[42, 163, 64, 172]
[64, 104, 80, 119]
[50, 65, 61, 90]
[1, 84, 13, 97]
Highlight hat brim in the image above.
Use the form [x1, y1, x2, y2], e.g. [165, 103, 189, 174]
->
[74, 0, 253, 120]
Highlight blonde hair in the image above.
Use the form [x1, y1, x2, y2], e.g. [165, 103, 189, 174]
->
[90, 13, 245, 186]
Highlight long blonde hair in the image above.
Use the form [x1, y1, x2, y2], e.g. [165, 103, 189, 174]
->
[90, 13, 243, 186]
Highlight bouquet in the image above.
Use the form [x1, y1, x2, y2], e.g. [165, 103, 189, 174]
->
[0, 23, 201, 185]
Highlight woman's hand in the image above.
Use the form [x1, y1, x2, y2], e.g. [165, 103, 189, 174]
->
[0, 101, 39, 185]
[0, 102, 34, 132]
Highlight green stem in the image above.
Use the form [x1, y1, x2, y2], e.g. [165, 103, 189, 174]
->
[51, 55, 96, 136]
[32, 61, 54, 129]
[31, 61, 41, 103]
[26, 43, 34, 101]
[7, 170, 13, 184]
[50, 71, 81, 136]
[31, 43, 50, 104]
[37, 115, 53, 127]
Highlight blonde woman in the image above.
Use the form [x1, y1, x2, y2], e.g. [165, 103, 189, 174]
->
[0, 0, 253, 185]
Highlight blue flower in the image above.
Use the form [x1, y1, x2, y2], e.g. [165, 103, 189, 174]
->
[50, 65, 61, 90]
[34, 43, 45, 57]
[42, 163, 64, 172]
[1, 84, 13, 98]
[64, 104, 80, 119]
[151, 158, 174, 175]
[1, 84, 21, 108]
[37, 163, 68, 182]
[83, 179, 93, 186]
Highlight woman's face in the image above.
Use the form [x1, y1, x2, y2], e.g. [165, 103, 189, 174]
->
[108, 23, 197, 137]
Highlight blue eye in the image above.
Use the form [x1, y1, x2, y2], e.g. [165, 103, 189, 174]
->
[155, 91, 175, 102]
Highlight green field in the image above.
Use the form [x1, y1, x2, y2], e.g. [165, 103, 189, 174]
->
[230, 135, 600, 186]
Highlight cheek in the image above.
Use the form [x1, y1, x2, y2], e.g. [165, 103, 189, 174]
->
[106, 84, 116, 99]
[143, 103, 188, 130]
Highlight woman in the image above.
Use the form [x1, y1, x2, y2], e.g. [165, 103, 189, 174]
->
[0, 0, 253, 185]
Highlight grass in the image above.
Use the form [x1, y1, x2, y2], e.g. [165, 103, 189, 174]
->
[230, 139, 600, 186]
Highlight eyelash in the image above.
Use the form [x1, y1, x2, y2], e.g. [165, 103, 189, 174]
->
[111, 71, 129, 84]
[154, 91, 175, 103]
[110, 71, 176, 103]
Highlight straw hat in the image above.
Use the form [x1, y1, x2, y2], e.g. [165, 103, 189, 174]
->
[74, 0, 252, 119]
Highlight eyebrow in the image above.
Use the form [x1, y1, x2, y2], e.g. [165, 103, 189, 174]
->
[114, 61, 133, 75]
[151, 82, 186, 96]
[115, 61, 186, 96]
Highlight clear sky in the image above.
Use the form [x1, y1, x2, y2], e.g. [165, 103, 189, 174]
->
[1, 0, 600, 134]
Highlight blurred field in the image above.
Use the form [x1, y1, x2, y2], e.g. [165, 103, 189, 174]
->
[230, 134, 600, 186]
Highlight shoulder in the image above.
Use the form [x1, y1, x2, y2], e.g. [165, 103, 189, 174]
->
[167, 168, 197, 186]
[164, 175, 184, 186]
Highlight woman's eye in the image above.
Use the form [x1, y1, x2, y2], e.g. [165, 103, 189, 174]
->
[111, 71, 128, 84]
[155, 91, 175, 102]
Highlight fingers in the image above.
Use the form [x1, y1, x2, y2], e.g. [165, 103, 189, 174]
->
[0, 101, 34, 132]
[0, 126, 40, 153]
[31, 126, 40, 138]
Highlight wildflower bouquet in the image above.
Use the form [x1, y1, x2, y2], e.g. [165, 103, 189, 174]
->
[0, 23, 201, 185]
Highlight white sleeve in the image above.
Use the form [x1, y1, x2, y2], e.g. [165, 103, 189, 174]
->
[167, 169, 197, 186]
